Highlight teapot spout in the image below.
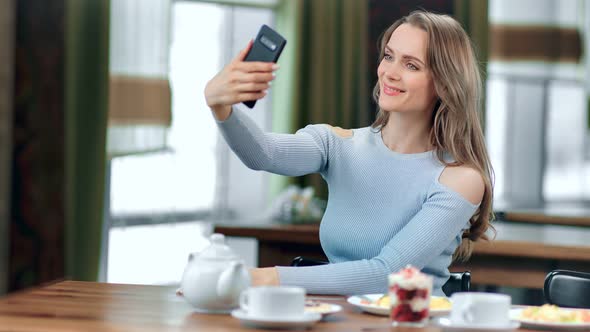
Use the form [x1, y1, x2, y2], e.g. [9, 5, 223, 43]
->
[217, 261, 251, 303]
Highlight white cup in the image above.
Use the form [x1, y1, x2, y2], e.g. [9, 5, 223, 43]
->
[450, 292, 511, 327]
[239, 286, 305, 319]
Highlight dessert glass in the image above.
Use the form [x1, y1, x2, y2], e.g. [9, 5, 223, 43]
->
[388, 265, 433, 327]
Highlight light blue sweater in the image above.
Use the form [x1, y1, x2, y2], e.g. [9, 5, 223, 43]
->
[216, 107, 478, 296]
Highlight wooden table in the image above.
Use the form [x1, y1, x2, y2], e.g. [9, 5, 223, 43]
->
[214, 221, 590, 289]
[0, 280, 544, 331]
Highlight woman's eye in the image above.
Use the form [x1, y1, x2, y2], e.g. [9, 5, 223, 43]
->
[383, 53, 392, 61]
[406, 63, 418, 70]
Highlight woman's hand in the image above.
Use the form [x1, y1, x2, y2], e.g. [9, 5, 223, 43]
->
[204, 40, 279, 121]
[249, 267, 279, 286]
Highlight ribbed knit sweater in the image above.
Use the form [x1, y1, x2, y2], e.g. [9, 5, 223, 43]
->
[216, 107, 478, 296]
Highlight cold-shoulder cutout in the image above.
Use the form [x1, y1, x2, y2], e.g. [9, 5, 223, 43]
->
[322, 124, 353, 138]
[438, 165, 484, 205]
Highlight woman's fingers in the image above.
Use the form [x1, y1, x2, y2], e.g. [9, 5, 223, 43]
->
[216, 92, 266, 105]
[234, 61, 278, 73]
[236, 91, 267, 102]
[207, 71, 270, 106]
[234, 82, 270, 93]
[233, 72, 275, 84]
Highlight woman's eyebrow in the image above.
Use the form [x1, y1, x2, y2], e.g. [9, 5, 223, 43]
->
[385, 46, 425, 66]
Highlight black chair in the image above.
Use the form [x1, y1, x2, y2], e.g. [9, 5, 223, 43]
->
[291, 256, 470, 296]
[544, 269, 590, 308]
[291, 256, 329, 267]
[442, 270, 471, 296]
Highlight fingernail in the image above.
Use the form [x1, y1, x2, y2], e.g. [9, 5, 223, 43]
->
[263, 90, 268, 94]
[268, 81, 273, 86]
[272, 64, 280, 70]
[272, 73, 276, 78]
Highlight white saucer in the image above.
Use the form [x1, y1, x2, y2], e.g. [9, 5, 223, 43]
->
[305, 302, 342, 316]
[435, 317, 521, 332]
[231, 309, 322, 329]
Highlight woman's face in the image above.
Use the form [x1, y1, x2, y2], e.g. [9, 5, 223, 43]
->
[377, 23, 437, 115]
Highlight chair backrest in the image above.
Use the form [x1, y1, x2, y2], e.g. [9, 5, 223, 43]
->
[442, 271, 471, 297]
[544, 269, 590, 308]
[291, 256, 328, 267]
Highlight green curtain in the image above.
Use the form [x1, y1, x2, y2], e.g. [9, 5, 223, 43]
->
[271, 0, 369, 201]
[268, 0, 300, 200]
[454, 0, 489, 129]
[65, 0, 110, 281]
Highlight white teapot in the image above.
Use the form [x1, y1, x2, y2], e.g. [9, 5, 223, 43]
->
[179, 233, 251, 313]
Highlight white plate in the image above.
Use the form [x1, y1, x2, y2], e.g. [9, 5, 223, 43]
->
[510, 308, 590, 331]
[435, 317, 520, 332]
[231, 309, 322, 329]
[346, 293, 451, 317]
[304, 302, 342, 316]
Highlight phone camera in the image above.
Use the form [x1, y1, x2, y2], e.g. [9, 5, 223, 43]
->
[260, 35, 277, 51]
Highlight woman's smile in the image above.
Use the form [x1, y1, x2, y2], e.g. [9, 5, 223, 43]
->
[382, 83, 405, 96]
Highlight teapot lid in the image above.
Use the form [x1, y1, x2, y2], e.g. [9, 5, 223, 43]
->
[199, 233, 238, 260]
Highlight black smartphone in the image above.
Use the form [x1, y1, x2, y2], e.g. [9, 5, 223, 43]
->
[242, 24, 287, 108]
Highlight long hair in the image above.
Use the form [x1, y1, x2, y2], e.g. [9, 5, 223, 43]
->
[371, 11, 494, 260]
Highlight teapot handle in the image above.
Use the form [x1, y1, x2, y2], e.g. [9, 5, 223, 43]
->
[217, 261, 251, 302]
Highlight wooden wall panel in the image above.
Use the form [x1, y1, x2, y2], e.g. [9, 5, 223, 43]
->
[0, 0, 16, 295]
[9, 0, 65, 292]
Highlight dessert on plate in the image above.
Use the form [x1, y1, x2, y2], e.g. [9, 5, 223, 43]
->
[388, 265, 433, 325]
[371, 294, 451, 311]
[519, 304, 590, 323]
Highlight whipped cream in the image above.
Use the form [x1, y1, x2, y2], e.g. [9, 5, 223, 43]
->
[388, 265, 433, 290]
[388, 292, 430, 311]
[409, 297, 430, 311]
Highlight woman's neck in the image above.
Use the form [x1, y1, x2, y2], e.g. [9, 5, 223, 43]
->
[381, 111, 434, 154]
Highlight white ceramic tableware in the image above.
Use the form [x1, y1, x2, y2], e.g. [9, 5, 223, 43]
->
[240, 286, 306, 319]
[231, 310, 321, 329]
[304, 301, 343, 316]
[179, 233, 251, 314]
[436, 317, 520, 332]
[450, 292, 511, 327]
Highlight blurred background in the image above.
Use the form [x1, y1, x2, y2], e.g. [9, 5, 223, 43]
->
[0, 0, 588, 305]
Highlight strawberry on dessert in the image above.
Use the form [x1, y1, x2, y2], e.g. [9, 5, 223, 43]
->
[388, 265, 433, 326]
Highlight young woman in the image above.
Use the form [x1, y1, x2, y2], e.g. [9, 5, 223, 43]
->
[204, 10, 493, 296]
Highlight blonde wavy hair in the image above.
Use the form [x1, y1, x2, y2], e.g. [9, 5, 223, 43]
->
[371, 11, 494, 260]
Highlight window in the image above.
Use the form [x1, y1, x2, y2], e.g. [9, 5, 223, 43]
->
[485, 1, 590, 205]
[486, 74, 590, 203]
[106, 1, 275, 284]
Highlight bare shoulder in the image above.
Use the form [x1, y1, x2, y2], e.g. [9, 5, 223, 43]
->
[438, 165, 485, 205]
[322, 124, 353, 138]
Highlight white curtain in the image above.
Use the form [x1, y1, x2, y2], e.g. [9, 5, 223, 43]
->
[108, 0, 172, 157]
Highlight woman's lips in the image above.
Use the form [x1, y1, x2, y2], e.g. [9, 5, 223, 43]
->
[382, 84, 405, 96]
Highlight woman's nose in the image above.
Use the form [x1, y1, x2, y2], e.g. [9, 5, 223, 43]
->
[383, 63, 401, 81]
